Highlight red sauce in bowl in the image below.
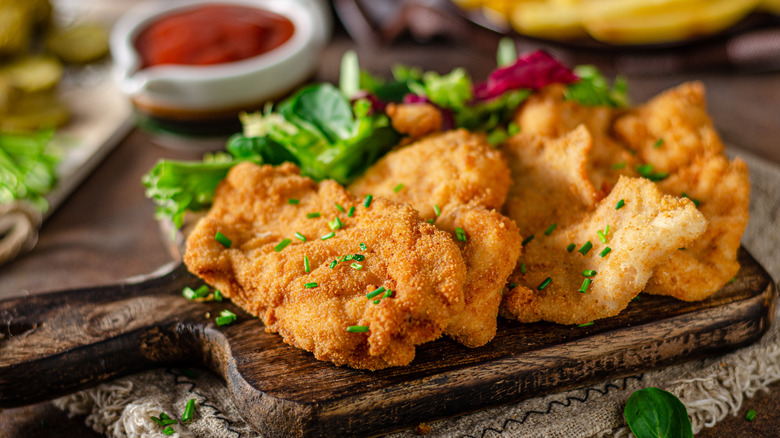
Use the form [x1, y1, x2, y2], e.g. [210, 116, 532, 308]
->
[134, 4, 295, 68]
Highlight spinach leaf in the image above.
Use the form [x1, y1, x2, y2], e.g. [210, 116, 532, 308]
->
[281, 84, 354, 143]
[624, 387, 693, 438]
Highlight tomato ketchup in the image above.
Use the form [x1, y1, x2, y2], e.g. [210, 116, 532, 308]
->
[135, 4, 295, 67]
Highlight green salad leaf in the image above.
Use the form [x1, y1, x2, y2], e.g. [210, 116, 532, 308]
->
[0, 130, 59, 211]
[564, 65, 629, 108]
[143, 45, 628, 227]
[624, 387, 693, 438]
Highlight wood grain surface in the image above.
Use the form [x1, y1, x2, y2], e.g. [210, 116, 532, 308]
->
[2, 15, 780, 438]
[0, 249, 774, 437]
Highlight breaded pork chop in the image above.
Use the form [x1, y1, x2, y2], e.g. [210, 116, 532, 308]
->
[348, 130, 521, 347]
[501, 176, 707, 325]
[184, 162, 467, 370]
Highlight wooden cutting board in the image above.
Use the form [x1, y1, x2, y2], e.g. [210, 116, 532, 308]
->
[0, 248, 775, 437]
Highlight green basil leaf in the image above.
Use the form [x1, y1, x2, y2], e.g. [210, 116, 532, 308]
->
[624, 387, 693, 438]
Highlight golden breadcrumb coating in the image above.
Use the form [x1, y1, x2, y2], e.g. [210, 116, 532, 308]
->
[647, 155, 749, 300]
[502, 125, 600, 238]
[514, 84, 637, 194]
[386, 102, 443, 138]
[349, 129, 511, 219]
[184, 162, 467, 369]
[613, 81, 724, 174]
[436, 205, 521, 347]
[501, 176, 707, 325]
[349, 130, 520, 347]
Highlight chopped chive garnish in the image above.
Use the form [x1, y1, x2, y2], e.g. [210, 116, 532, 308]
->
[456, 227, 468, 242]
[195, 285, 210, 298]
[306, 212, 321, 218]
[215, 231, 232, 248]
[321, 231, 336, 240]
[579, 278, 592, 293]
[522, 234, 534, 245]
[578, 241, 593, 255]
[678, 247, 686, 251]
[162, 426, 175, 436]
[347, 325, 369, 333]
[329, 217, 343, 230]
[288, 198, 300, 205]
[348, 206, 355, 217]
[599, 247, 612, 257]
[520, 263, 527, 274]
[681, 192, 701, 207]
[653, 138, 665, 149]
[329, 260, 338, 269]
[605, 225, 610, 235]
[597, 230, 607, 243]
[353, 254, 366, 261]
[582, 269, 597, 277]
[182, 287, 196, 300]
[150, 416, 165, 426]
[342, 254, 353, 261]
[373, 299, 381, 304]
[294, 232, 306, 242]
[335, 203, 346, 213]
[219, 309, 236, 318]
[508, 282, 518, 289]
[383, 290, 392, 298]
[363, 194, 373, 208]
[274, 238, 292, 252]
[427, 218, 435, 224]
[578, 321, 594, 327]
[615, 199, 625, 210]
[611, 162, 626, 170]
[216, 315, 235, 326]
[746, 409, 757, 421]
[304, 256, 310, 273]
[566, 243, 576, 252]
[359, 242, 368, 251]
[433, 204, 441, 216]
[537, 277, 552, 290]
[544, 223, 557, 236]
[632, 295, 641, 301]
[636, 163, 669, 181]
[393, 183, 404, 193]
[367, 286, 386, 299]
[305, 282, 318, 289]
[728, 277, 736, 284]
[350, 262, 362, 270]
[213, 290, 223, 302]
[182, 398, 196, 422]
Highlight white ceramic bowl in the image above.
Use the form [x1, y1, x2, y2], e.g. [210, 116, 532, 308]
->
[110, 0, 331, 118]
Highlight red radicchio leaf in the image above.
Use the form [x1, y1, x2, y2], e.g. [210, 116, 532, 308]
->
[473, 50, 578, 101]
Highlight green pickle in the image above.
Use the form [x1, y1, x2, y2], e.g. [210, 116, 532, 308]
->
[46, 23, 110, 64]
[0, 56, 63, 93]
[0, 90, 69, 132]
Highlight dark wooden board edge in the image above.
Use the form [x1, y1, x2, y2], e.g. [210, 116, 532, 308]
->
[0, 249, 776, 438]
[222, 249, 776, 437]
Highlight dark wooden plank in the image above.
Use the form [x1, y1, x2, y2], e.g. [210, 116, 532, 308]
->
[0, 248, 775, 438]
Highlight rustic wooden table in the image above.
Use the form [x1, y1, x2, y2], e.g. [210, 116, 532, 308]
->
[1, 22, 779, 437]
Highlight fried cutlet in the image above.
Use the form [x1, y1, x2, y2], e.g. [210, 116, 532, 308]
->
[184, 162, 467, 369]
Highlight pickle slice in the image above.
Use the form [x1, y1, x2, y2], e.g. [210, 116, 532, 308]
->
[0, 56, 63, 93]
[45, 23, 110, 64]
[0, 91, 69, 132]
